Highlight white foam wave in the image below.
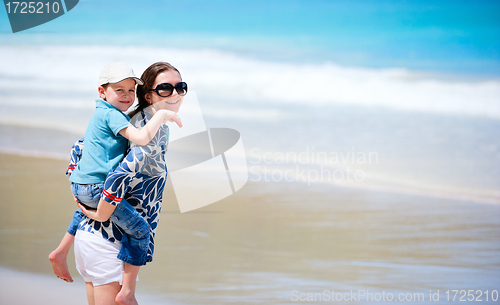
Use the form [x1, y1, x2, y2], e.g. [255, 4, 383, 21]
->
[1, 45, 499, 118]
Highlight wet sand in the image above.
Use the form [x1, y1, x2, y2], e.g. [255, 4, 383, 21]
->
[0, 153, 499, 304]
[0, 267, 88, 305]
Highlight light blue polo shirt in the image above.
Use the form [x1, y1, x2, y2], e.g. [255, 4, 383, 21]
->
[69, 99, 131, 184]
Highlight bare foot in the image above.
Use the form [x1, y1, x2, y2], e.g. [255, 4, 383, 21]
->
[48, 250, 73, 283]
[116, 289, 138, 305]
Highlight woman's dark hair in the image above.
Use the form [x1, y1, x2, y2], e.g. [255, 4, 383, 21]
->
[129, 62, 181, 118]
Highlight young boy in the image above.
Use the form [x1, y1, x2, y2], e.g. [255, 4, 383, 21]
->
[49, 62, 181, 305]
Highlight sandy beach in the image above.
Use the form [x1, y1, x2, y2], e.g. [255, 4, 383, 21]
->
[0, 152, 499, 304]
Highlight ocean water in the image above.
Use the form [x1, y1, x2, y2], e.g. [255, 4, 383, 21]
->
[0, 44, 499, 204]
[1, 0, 500, 74]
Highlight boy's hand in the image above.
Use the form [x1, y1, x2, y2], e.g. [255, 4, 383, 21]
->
[160, 109, 182, 128]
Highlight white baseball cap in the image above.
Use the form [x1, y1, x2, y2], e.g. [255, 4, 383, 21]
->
[98, 62, 144, 86]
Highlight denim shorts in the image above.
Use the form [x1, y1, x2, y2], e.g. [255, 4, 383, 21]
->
[70, 182, 104, 210]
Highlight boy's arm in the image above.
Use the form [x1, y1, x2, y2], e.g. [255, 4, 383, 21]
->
[119, 109, 181, 146]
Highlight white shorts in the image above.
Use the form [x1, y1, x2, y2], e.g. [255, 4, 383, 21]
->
[74, 230, 124, 286]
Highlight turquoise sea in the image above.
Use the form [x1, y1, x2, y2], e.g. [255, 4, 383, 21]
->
[1, 0, 500, 75]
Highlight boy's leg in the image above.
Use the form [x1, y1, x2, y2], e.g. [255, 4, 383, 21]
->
[111, 199, 150, 266]
[49, 232, 75, 282]
[67, 208, 86, 236]
[49, 183, 103, 282]
[49, 207, 86, 282]
[110, 199, 147, 305]
[115, 263, 139, 305]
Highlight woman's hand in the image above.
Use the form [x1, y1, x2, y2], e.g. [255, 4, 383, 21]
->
[73, 195, 97, 219]
[77, 201, 99, 220]
[76, 198, 117, 222]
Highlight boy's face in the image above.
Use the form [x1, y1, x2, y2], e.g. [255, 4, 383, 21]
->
[146, 70, 184, 113]
[98, 78, 136, 112]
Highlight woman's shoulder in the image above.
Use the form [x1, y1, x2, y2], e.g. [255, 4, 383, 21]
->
[129, 110, 152, 128]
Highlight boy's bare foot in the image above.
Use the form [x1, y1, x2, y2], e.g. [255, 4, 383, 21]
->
[48, 250, 73, 282]
[116, 289, 138, 305]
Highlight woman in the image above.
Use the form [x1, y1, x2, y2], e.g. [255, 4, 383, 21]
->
[76, 62, 186, 305]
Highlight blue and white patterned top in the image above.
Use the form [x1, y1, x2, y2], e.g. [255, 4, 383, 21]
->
[72, 110, 169, 263]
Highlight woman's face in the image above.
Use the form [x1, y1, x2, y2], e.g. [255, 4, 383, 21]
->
[146, 70, 184, 113]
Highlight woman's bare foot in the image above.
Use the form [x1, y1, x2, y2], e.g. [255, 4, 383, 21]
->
[115, 288, 138, 305]
[48, 250, 73, 282]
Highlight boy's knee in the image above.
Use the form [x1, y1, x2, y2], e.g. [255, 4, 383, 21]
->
[119, 217, 150, 239]
[130, 221, 150, 239]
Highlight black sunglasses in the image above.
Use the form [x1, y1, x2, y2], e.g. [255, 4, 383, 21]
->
[150, 82, 188, 97]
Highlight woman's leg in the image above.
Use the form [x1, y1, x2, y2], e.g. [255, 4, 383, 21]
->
[86, 282, 95, 305]
[75, 230, 124, 305]
[94, 282, 121, 305]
